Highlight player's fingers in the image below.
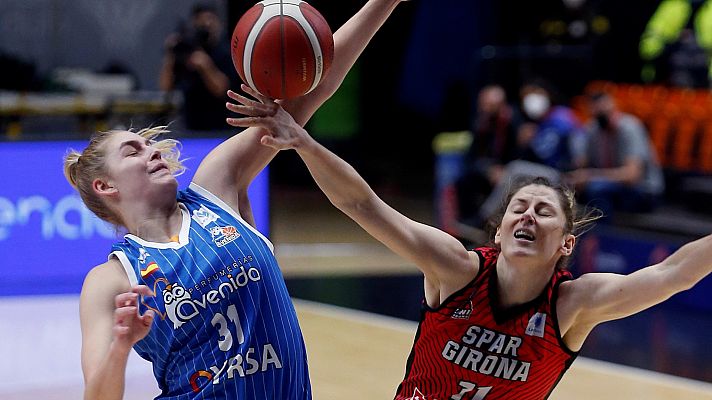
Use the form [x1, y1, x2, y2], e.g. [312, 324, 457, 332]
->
[241, 84, 274, 104]
[225, 102, 271, 117]
[113, 325, 130, 337]
[226, 116, 269, 129]
[115, 306, 137, 326]
[259, 135, 281, 149]
[139, 310, 155, 327]
[132, 285, 154, 298]
[228, 89, 261, 107]
[226, 96, 275, 118]
[260, 135, 295, 150]
[115, 292, 139, 308]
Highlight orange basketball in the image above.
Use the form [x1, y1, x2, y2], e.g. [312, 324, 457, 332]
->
[231, 0, 334, 99]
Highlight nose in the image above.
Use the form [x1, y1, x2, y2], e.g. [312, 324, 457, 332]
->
[149, 147, 161, 161]
[520, 209, 536, 225]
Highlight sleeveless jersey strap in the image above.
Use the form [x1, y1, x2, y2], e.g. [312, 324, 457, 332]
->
[110, 250, 139, 287]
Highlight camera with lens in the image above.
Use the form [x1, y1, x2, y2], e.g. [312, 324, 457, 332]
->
[171, 22, 213, 77]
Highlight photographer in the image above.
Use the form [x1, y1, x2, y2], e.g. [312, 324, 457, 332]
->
[159, 2, 239, 131]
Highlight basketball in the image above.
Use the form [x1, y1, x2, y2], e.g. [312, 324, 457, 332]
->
[231, 0, 334, 100]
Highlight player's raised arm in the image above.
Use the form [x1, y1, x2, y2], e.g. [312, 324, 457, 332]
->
[193, 0, 406, 226]
[227, 85, 479, 305]
[559, 233, 712, 350]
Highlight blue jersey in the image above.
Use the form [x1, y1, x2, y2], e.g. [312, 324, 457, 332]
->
[111, 183, 311, 399]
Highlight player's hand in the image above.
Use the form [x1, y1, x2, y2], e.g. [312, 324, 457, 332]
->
[163, 33, 180, 53]
[226, 84, 311, 150]
[113, 285, 155, 349]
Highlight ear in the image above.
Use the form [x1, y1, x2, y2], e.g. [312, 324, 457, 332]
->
[560, 233, 576, 256]
[494, 226, 502, 246]
[92, 177, 118, 197]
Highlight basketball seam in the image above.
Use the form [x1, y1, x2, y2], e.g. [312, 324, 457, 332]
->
[243, 5, 283, 92]
[241, 0, 325, 98]
[284, 4, 323, 94]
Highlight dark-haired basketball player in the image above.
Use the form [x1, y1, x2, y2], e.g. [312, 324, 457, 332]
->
[227, 87, 712, 400]
[66, 1, 408, 399]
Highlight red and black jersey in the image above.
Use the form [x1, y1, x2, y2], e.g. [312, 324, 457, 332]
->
[394, 247, 577, 400]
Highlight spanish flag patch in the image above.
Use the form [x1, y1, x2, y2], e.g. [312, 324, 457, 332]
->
[140, 261, 160, 279]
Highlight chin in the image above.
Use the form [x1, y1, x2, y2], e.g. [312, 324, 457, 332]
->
[503, 245, 542, 262]
[158, 175, 179, 188]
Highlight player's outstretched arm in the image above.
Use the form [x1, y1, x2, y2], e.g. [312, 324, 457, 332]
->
[192, 0, 406, 227]
[559, 233, 712, 351]
[227, 85, 479, 304]
[80, 260, 154, 400]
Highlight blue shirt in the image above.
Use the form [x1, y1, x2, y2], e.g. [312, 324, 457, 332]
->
[111, 183, 311, 399]
[528, 106, 582, 171]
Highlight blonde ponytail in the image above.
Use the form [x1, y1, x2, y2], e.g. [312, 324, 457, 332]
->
[63, 150, 82, 189]
[63, 127, 186, 227]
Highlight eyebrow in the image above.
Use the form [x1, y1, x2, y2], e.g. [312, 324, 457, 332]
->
[512, 198, 557, 209]
[118, 139, 151, 150]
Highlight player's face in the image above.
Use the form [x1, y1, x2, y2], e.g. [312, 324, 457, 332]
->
[100, 131, 177, 200]
[495, 184, 573, 269]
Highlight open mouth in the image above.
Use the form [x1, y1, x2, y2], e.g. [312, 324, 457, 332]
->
[513, 229, 535, 241]
[149, 163, 169, 174]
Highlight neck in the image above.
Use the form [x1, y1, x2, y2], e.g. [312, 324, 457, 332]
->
[495, 255, 554, 309]
[123, 201, 182, 242]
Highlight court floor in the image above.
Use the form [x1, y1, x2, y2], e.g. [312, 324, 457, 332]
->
[1, 296, 711, 400]
[1, 187, 711, 399]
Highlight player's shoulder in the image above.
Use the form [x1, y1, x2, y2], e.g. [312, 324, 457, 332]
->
[82, 258, 130, 294]
[472, 246, 499, 265]
[556, 273, 602, 309]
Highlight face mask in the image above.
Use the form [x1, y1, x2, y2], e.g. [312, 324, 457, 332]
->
[595, 113, 610, 130]
[522, 93, 550, 120]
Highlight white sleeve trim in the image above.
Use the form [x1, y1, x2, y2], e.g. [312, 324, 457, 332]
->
[188, 182, 275, 253]
[110, 250, 139, 286]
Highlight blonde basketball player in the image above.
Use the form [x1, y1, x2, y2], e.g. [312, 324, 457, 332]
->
[65, 1, 408, 399]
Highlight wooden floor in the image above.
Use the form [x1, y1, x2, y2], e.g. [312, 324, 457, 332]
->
[2, 187, 711, 399]
[299, 300, 712, 400]
[3, 298, 710, 400]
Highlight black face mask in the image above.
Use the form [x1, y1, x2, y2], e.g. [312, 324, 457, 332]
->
[595, 113, 611, 130]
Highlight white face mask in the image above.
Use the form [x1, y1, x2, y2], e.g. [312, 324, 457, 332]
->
[522, 93, 550, 120]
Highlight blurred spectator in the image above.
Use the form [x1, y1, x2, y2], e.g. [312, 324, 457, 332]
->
[454, 84, 521, 226]
[639, 0, 712, 88]
[515, 81, 584, 170]
[159, 2, 239, 131]
[475, 80, 584, 224]
[564, 91, 665, 219]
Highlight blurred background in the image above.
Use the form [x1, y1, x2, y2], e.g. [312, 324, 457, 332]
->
[1, 0, 712, 397]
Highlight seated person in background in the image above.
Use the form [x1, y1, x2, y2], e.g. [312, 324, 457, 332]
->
[455, 84, 521, 226]
[514, 80, 584, 171]
[476, 80, 584, 225]
[159, 2, 239, 131]
[564, 91, 664, 219]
